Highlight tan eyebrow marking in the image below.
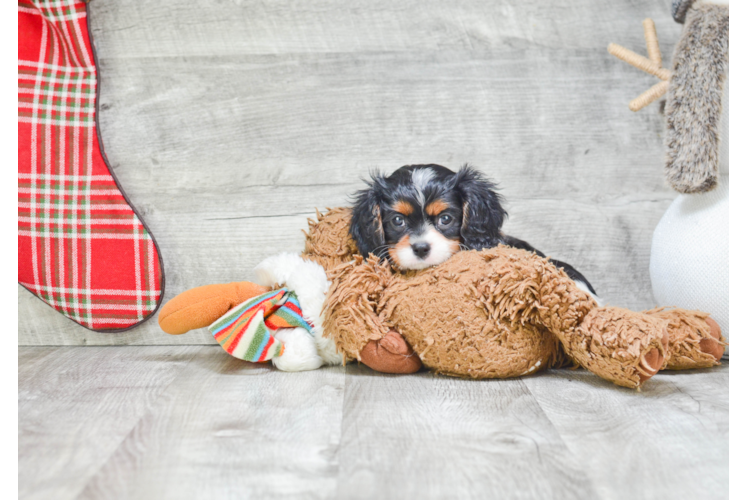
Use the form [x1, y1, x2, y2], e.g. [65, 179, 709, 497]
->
[393, 200, 413, 216]
[426, 200, 448, 216]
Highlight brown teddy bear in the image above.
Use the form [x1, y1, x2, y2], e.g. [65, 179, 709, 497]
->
[160, 207, 724, 389]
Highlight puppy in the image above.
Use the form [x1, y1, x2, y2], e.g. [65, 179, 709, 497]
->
[349, 164, 598, 298]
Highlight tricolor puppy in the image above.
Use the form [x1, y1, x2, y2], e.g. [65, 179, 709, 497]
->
[349, 164, 598, 299]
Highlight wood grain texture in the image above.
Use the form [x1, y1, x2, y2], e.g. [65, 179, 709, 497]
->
[19, 0, 683, 345]
[18, 346, 203, 500]
[523, 364, 729, 500]
[18, 347, 728, 499]
[336, 364, 599, 499]
[19, 346, 347, 500]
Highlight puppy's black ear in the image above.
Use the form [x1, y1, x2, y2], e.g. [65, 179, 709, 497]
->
[452, 165, 507, 251]
[349, 173, 386, 258]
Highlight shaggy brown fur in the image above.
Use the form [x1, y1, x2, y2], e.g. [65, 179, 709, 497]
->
[646, 307, 725, 369]
[302, 207, 359, 270]
[304, 208, 724, 388]
[568, 307, 669, 388]
[664, 2, 729, 193]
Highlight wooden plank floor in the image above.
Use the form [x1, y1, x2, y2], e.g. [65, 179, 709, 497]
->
[19, 346, 728, 500]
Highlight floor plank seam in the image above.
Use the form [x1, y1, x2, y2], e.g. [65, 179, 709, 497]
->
[68, 346, 205, 499]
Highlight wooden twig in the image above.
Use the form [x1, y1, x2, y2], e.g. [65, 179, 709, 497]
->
[642, 18, 662, 68]
[608, 18, 671, 112]
[630, 80, 669, 112]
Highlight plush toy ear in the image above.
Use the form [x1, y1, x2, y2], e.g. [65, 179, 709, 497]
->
[349, 173, 387, 258]
[453, 166, 507, 251]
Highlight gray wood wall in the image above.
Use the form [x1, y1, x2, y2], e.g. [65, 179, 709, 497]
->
[18, 0, 682, 346]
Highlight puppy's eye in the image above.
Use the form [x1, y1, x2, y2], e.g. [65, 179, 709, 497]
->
[392, 215, 405, 227]
[438, 214, 453, 226]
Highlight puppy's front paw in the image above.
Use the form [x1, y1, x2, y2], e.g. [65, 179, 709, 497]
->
[359, 330, 422, 374]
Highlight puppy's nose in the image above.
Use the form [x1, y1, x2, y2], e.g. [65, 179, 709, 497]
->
[411, 242, 431, 259]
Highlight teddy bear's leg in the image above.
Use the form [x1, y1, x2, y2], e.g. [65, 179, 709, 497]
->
[643, 308, 725, 370]
[272, 327, 324, 372]
[358, 330, 423, 374]
[557, 307, 670, 388]
[322, 256, 400, 362]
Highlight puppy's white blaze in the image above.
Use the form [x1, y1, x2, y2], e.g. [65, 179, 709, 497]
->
[396, 225, 455, 270]
[411, 168, 435, 207]
[574, 279, 603, 306]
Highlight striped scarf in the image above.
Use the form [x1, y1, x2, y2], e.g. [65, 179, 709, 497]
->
[208, 288, 312, 362]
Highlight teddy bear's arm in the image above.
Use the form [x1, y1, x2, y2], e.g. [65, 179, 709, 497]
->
[321, 257, 393, 361]
[320, 255, 419, 372]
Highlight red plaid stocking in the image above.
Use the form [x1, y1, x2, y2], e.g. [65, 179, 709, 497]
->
[18, 0, 164, 332]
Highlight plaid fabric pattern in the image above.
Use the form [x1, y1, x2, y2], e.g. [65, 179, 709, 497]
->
[209, 289, 313, 362]
[18, 0, 164, 331]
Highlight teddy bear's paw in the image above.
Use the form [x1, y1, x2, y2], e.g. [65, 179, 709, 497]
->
[359, 330, 422, 374]
[643, 308, 726, 369]
[271, 327, 324, 372]
[700, 317, 724, 361]
[637, 324, 669, 383]
[637, 348, 665, 383]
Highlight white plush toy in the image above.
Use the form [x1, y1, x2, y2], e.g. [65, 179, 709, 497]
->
[253, 252, 344, 371]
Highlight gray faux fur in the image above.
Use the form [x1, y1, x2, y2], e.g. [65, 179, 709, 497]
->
[672, 0, 696, 24]
[664, 2, 728, 193]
